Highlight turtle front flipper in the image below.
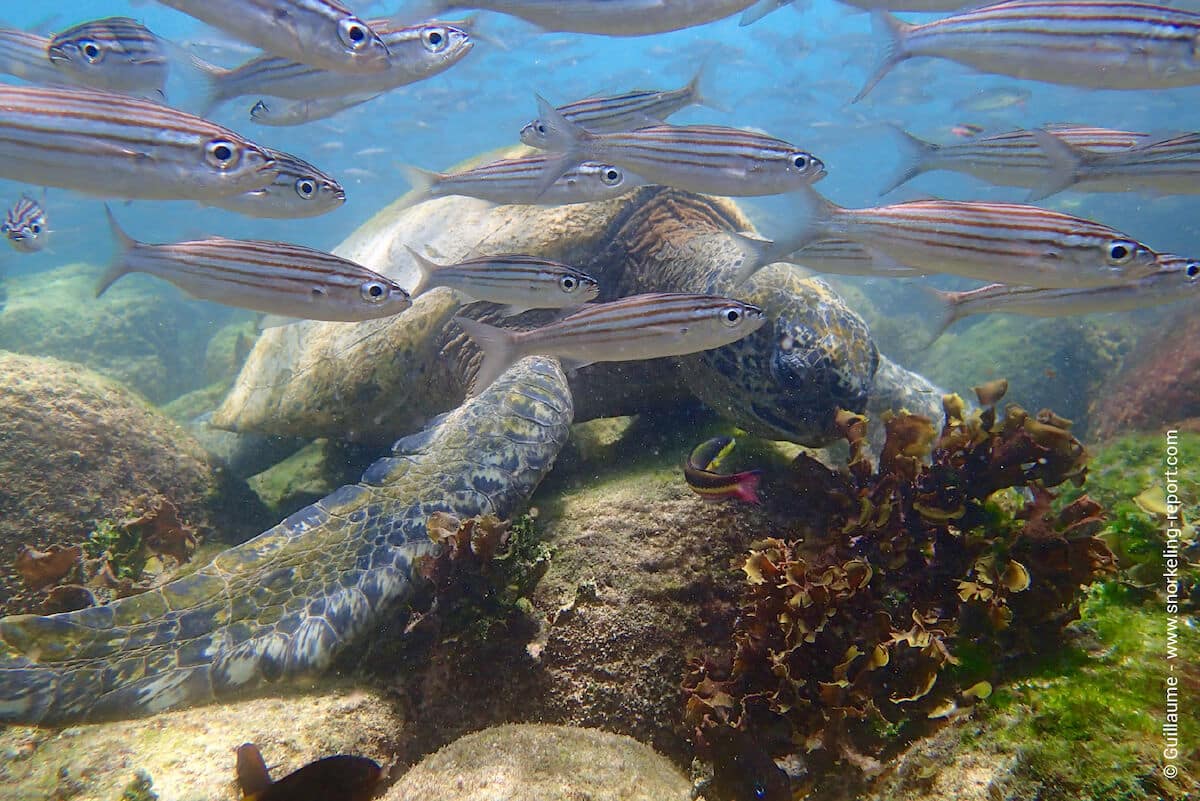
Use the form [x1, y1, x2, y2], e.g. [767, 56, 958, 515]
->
[0, 357, 572, 726]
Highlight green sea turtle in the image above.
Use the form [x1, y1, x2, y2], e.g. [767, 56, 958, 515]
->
[0, 179, 941, 726]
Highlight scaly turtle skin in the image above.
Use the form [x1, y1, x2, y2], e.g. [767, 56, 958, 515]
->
[0, 358, 571, 725]
[216, 184, 933, 448]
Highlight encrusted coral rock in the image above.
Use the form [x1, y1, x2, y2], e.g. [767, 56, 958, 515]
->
[0, 351, 267, 614]
[384, 724, 694, 801]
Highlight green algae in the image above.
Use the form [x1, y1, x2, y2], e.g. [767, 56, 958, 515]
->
[84, 519, 145, 582]
[968, 588, 1198, 800]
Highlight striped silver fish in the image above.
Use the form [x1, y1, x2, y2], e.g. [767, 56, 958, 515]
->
[520, 67, 711, 144]
[154, 0, 391, 73]
[97, 206, 410, 322]
[856, 0, 1200, 102]
[0, 85, 278, 201]
[399, 0, 795, 35]
[837, 0, 982, 11]
[202, 22, 471, 108]
[885, 124, 1147, 194]
[529, 96, 824, 196]
[456, 292, 766, 393]
[931, 253, 1200, 338]
[398, 156, 646, 208]
[47, 17, 169, 97]
[406, 247, 600, 314]
[249, 93, 382, 126]
[0, 28, 67, 86]
[1030, 129, 1200, 200]
[208, 148, 345, 218]
[2, 194, 48, 254]
[732, 186, 1161, 288]
[783, 238, 925, 277]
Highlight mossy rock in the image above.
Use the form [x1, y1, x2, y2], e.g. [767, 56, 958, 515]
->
[0, 351, 269, 614]
[385, 724, 694, 801]
[0, 262, 234, 405]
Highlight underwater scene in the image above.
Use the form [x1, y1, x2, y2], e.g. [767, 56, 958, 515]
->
[0, 0, 1197, 799]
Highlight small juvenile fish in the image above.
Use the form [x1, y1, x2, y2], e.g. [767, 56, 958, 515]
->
[528, 95, 824, 197]
[250, 93, 383, 126]
[406, 247, 599, 314]
[154, 0, 391, 74]
[398, 156, 645, 208]
[47, 17, 170, 97]
[2, 194, 48, 253]
[397, 0, 796, 36]
[0, 85, 277, 201]
[208, 149, 345, 218]
[97, 206, 410, 323]
[235, 742, 381, 801]
[930, 253, 1200, 338]
[732, 186, 1161, 288]
[519, 66, 712, 143]
[1029, 129, 1200, 200]
[950, 123, 984, 138]
[203, 23, 471, 108]
[856, 0, 1200, 102]
[455, 292, 766, 393]
[683, 436, 762, 504]
[951, 86, 1030, 113]
[884, 124, 1146, 194]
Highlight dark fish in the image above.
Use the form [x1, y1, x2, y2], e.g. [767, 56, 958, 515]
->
[705, 726, 791, 801]
[235, 743, 381, 801]
[684, 436, 762, 504]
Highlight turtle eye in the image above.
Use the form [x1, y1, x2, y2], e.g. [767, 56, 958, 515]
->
[1107, 239, 1136, 264]
[338, 17, 370, 51]
[82, 40, 102, 62]
[295, 178, 316, 199]
[721, 306, 743, 327]
[205, 139, 240, 169]
[361, 281, 388, 302]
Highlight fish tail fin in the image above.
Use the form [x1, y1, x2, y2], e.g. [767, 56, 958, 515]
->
[96, 204, 137, 298]
[684, 56, 728, 114]
[396, 164, 441, 209]
[732, 470, 763, 504]
[854, 12, 913, 103]
[920, 284, 965, 344]
[731, 185, 839, 286]
[455, 315, 521, 396]
[1027, 127, 1089, 201]
[880, 124, 937, 195]
[403, 245, 441, 297]
[189, 56, 229, 116]
[740, 0, 791, 26]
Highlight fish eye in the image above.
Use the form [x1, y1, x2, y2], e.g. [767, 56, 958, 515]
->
[792, 154, 808, 169]
[1107, 239, 1136, 264]
[205, 139, 240, 169]
[423, 28, 447, 51]
[560, 275, 578, 292]
[1188, 263, 1199, 278]
[601, 167, 621, 185]
[81, 40, 102, 62]
[721, 306, 743, 327]
[295, 178, 316, 199]
[754, 782, 767, 799]
[30, 223, 41, 235]
[338, 18, 370, 51]
[536, 122, 547, 135]
[361, 281, 388, 302]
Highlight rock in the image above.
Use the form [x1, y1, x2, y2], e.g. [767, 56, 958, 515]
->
[0, 685, 405, 801]
[384, 724, 694, 801]
[0, 351, 268, 614]
[0, 262, 233, 405]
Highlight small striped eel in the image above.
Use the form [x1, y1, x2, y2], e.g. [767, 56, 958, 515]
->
[0, 357, 571, 725]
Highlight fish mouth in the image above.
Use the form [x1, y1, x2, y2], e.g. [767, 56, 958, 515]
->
[331, 186, 347, 202]
[46, 44, 69, 63]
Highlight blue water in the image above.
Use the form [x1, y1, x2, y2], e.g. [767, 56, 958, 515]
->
[5, 0, 1200, 279]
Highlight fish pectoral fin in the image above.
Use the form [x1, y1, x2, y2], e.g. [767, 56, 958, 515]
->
[258, 314, 305, 329]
